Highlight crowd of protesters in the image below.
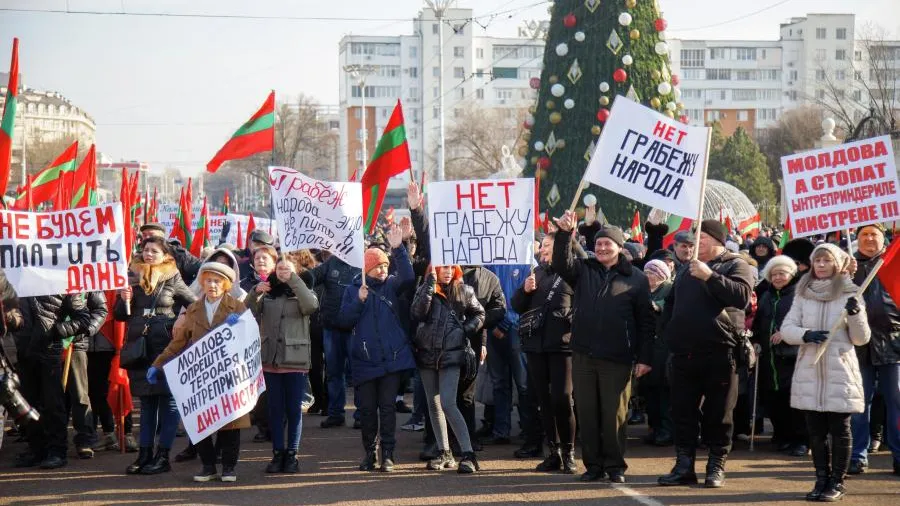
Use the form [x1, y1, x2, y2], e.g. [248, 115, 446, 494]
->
[1, 181, 898, 503]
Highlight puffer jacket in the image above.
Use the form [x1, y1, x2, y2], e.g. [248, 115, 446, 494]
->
[337, 246, 416, 385]
[245, 272, 319, 370]
[114, 258, 197, 397]
[552, 229, 654, 366]
[18, 294, 91, 358]
[410, 273, 485, 369]
[460, 266, 507, 351]
[854, 250, 900, 366]
[169, 239, 202, 286]
[752, 277, 799, 392]
[305, 256, 362, 331]
[77, 291, 109, 352]
[510, 264, 574, 354]
[781, 273, 870, 413]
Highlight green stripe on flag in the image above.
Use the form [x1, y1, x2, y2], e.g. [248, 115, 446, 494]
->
[70, 184, 85, 207]
[1, 96, 15, 136]
[363, 184, 381, 234]
[32, 160, 75, 187]
[368, 126, 406, 162]
[231, 112, 275, 138]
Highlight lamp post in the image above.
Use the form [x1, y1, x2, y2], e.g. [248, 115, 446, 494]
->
[425, 0, 455, 181]
[343, 64, 378, 178]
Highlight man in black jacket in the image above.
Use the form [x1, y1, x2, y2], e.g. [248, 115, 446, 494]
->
[553, 211, 653, 484]
[66, 292, 108, 459]
[658, 220, 754, 489]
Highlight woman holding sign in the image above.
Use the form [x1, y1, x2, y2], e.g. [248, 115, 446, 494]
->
[245, 255, 319, 474]
[149, 261, 247, 483]
[115, 236, 197, 476]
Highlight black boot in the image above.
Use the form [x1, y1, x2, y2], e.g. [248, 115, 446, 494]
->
[380, 448, 395, 473]
[514, 440, 544, 459]
[359, 449, 377, 471]
[807, 435, 831, 501]
[658, 447, 698, 486]
[704, 451, 727, 488]
[283, 450, 299, 473]
[819, 479, 846, 502]
[174, 443, 198, 463]
[126, 446, 153, 475]
[535, 442, 562, 472]
[561, 443, 577, 474]
[140, 448, 171, 475]
[821, 432, 850, 502]
[266, 450, 285, 473]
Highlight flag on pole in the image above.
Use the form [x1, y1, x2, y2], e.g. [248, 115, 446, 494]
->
[14, 141, 78, 208]
[246, 212, 256, 241]
[630, 210, 644, 244]
[877, 238, 900, 304]
[778, 216, 792, 250]
[71, 144, 96, 208]
[738, 213, 761, 239]
[236, 218, 244, 249]
[170, 188, 188, 246]
[190, 196, 210, 257]
[362, 100, 411, 234]
[662, 215, 694, 249]
[533, 173, 542, 231]
[206, 92, 275, 173]
[222, 188, 230, 215]
[0, 38, 20, 196]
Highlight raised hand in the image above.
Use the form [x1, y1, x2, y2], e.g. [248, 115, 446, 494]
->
[553, 210, 577, 232]
[387, 225, 403, 249]
[584, 204, 597, 226]
[399, 216, 413, 240]
[408, 180, 422, 210]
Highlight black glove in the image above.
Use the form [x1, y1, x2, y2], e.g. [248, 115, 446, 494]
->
[845, 297, 861, 315]
[802, 330, 830, 344]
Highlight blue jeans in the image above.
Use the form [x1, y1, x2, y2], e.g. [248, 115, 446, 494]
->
[487, 326, 531, 438]
[139, 394, 179, 449]
[851, 363, 900, 463]
[265, 372, 307, 451]
[323, 328, 359, 419]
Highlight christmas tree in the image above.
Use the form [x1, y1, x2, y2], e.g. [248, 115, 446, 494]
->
[524, 0, 684, 226]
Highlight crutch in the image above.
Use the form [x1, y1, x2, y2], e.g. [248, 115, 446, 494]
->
[749, 343, 761, 452]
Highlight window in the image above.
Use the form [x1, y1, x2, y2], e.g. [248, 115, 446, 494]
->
[835, 49, 846, 61]
[736, 70, 754, 81]
[350, 43, 399, 56]
[816, 89, 825, 99]
[409, 46, 418, 58]
[680, 49, 705, 68]
[378, 66, 401, 78]
[492, 67, 518, 79]
[835, 70, 846, 81]
[682, 69, 704, 80]
[737, 111, 749, 121]
[408, 87, 419, 101]
[709, 48, 726, 60]
[433, 45, 439, 56]
[453, 67, 465, 78]
[453, 108, 461, 118]
[475, 68, 484, 77]
[681, 89, 703, 99]
[432, 67, 440, 77]
[816, 27, 827, 39]
[789, 70, 798, 81]
[852, 89, 862, 101]
[355, 149, 363, 162]
[455, 88, 464, 99]
[492, 45, 542, 60]
[476, 88, 484, 99]
[757, 109, 778, 121]
[433, 87, 439, 98]
[381, 108, 388, 118]
[453, 47, 464, 58]
[409, 108, 419, 122]
[815, 49, 826, 61]
[705, 89, 727, 100]
[476, 48, 484, 59]
[834, 89, 846, 99]
[453, 24, 465, 35]
[788, 90, 798, 101]
[760, 89, 780, 100]
[815, 69, 826, 80]
[356, 128, 365, 140]
[760, 70, 779, 80]
[761, 49, 767, 59]
[432, 23, 438, 35]
[855, 71, 862, 80]
[705, 69, 731, 80]
[686, 109, 702, 122]
[354, 108, 361, 119]
[736, 48, 757, 60]
[836, 28, 847, 40]
[733, 89, 756, 101]
[410, 150, 418, 162]
[706, 110, 721, 122]
[495, 88, 514, 100]
[433, 107, 439, 119]
[409, 67, 418, 78]
[352, 85, 401, 98]
[854, 50, 862, 61]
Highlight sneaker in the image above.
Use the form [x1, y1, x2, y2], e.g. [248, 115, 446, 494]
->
[77, 447, 94, 459]
[93, 433, 119, 452]
[320, 416, 345, 428]
[221, 468, 237, 482]
[125, 434, 139, 453]
[401, 421, 425, 432]
[848, 460, 867, 475]
[735, 434, 751, 443]
[193, 465, 219, 482]
[39, 455, 68, 469]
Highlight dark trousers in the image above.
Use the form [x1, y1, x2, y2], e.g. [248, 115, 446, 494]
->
[87, 351, 133, 434]
[487, 328, 537, 440]
[197, 429, 241, 470]
[670, 351, 739, 454]
[646, 381, 673, 440]
[573, 353, 632, 473]
[66, 350, 96, 447]
[309, 324, 327, 409]
[763, 387, 807, 446]
[357, 372, 402, 451]
[527, 352, 575, 446]
[21, 354, 68, 458]
[806, 411, 852, 478]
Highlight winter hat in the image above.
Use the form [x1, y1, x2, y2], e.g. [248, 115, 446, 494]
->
[199, 261, 237, 283]
[139, 222, 166, 234]
[857, 223, 886, 237]
[781, 238, 815, 270]
[644, 259, 671, 280]
[674, 230, 695, 244]
[249, 229, 275, 246]
[811, 243, 852, 274]
[593, 225, 625, 248]
[364, 247, 390, 274]
[725, 240, 739, 253]
[760, 255, 798, 282]
[700, 219, 728, 246]
[623, 242, 645, 260]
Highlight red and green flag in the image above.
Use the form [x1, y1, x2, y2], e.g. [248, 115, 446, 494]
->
[362, 100, 411, 234]
[222, 188, 230, 215]
[190, 196, 210, 257]
[662, 215, 694, 249]
[877, 237, 900, 304]
[207, 91, 275, 173]
[738, 213, 761, 240]
[246, 212, 256, 241]
[778, 216, 792, 251]
[170, 188, 190, 248]
[15, 141, 78, 209]
[533, 172, 542, 232]
[631, 210, 644, 245]
[71, 144, 96, 208]
[0, 38, 19, 196]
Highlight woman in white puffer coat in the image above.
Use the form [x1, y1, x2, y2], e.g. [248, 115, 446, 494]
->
[781, 243, 870, 503]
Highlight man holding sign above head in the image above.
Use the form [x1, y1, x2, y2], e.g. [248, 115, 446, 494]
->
[552, 210, 653, 484]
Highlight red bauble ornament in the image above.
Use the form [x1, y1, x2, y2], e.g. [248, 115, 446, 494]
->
[679, 115, 690, 124]
[597, 109, 611, 122]
[613, 68, 627, 83]
[529, 77, 540, 89]
[671, 74, 680, 86]
[563, 13, 577, 28]
[654, 18, 667, 32]
[537, 156, 551, 170]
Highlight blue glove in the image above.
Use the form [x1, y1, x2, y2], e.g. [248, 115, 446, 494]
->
[225, 313, 241, 326]
[146, 366, 160, 385]
[802, 330, 829, 344]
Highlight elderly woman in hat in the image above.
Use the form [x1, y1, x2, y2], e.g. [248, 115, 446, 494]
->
[781, 243, 870, 501]
[149, 261, 248, 483]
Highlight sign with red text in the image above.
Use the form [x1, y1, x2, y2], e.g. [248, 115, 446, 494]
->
[583, 97, 710, 218]
[781, 136, 898, 237]
[0, 203, 129, 297]
[428, 178, 534, 265]
[163, 310, 265, 444]
[268, 166, 365, 269]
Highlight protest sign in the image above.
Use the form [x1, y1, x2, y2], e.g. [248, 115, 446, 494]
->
[583, 97, 711, 218]
[781, 136, 899, 237]
[0, 203, 129, 297]
[268, 166, 365, 269]
[220, 213, 276, 246]
[162, 310, 265, 444]
[428, 178, 534, 265]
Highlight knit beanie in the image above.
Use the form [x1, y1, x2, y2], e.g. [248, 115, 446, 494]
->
[593, 225, 625, 247]
[643, 259, 671, 280]
[700, 219, 728, 246]
[811, 243, 851, 274]
[760, 255, 798, 283]
[364, 247, 390, 275]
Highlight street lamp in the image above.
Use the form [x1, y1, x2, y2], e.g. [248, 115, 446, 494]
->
[425, 0, 455, 181]
[343, 64, 378, 178]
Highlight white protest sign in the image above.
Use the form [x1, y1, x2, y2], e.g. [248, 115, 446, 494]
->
[163, 310, 265, 444]
[0, 203, 129, 297]
[781, 135, 898, 237]
[428, 178, 534, 265]
[268, 166, 365, 269]
[583, 97, 710, 218]
[220, 214, 277, 246]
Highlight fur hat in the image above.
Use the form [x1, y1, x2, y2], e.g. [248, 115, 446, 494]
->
[700, 219, 728, 246]
[760, 255, 798, 282]
[593, 225, 625, 248]
[364, 247, 390, 274]
[781, 238, 815, 270]
[644, 259, 671, 280]
[199, 261, 237, 283]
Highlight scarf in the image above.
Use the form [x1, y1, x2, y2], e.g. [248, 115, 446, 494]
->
[267, 273, 295, 299]
[797, 272, 857, 302]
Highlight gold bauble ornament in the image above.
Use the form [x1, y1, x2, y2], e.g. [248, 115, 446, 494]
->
[549, 112, 562, 124]
[591, 125, 602, 135]
[529, 105, 537, 114]
[530, 156, 539, 165]
[651, 69, 661, 80]
[599, 96, 610, 106]
[523, 131, 532, 141]
[537, 168, 548, 179]
[629, 29, 640, 40]
[677, 101, 685, 110]
[626, 0, 638, 8]
[650, 97, 661, 108]
[546, 100, 556, 109]
[518, 145, 529, 157]
[549, 75, 559, 84]
[664, 110, 675, 118]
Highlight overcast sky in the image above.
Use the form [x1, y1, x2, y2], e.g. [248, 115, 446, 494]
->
[1, 0, 897, 176]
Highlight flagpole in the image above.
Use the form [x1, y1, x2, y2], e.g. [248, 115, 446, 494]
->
[118, 388, 126, 454]
[691, 129, 714, 261]
[61, 344, 73, 390]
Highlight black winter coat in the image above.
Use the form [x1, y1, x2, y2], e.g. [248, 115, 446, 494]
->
[461, 266, 506, 351]
[74, 292, 109, 352]
[18, 294, 91, 358]
[661, 251, 754, 354]
[169, 239, 202, 286]
[114, 260, 197, 397]
[510, 264, 574, 354]
[854, 250, 900, 366]
[0, 269, 22, 334]
[410, 277, 485, 369]
[552, 229, 654, 365]
[305, 256, 362, 331]
[752, 277, 799, 391]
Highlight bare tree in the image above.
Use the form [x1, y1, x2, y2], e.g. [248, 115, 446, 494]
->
[436, 104, 527, 180]
[24, 134, 87, 175]
[758, 105, 828, 181]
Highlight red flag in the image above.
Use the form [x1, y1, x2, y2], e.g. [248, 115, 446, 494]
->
[190, 197, 209, 257]
[542, 210, 550, 234]
[385, 206, 395, 225]
[246, 212, 256, 242]
[148, 187, 158, 222]
[631, 210, 644, 245]
[104, 290, 133, 418]
[362, 100, 410, 234]
[725, 215, 735, 236]
[0, 38, 20, 196]
[662, 215, 694, 249]
[53, 173, 67, 211]
[236, 218, 244, 249]
[24, 174, 32, 211]
[533, 174, 542, 231]
[72, 144, 96, 208]
[877, 239, 900, 303]
[120, 168, 134, 262]
[15, 141, 78, 209]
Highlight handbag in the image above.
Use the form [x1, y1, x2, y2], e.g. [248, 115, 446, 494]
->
[119, 286, 164, 371]
[440, 298, 478, 386]
[518, 274, 562, 342]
